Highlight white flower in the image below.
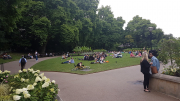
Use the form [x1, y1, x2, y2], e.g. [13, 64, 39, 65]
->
[23, 69, 27, 72]
[33, 82, 37, 86]
[35, 76, 42, 82]
[42, 82, 49, 88]
[50, 88, 55, 93]
[21, 78, 25, 82]
[24, 93, 31, 98]
[23, 90, 29, 95]
[0, 70, 2, 74]
[4, 70, 10, 73]
[27, 85, 34, 90]
[34, 73, 38, 76]
[28, 68, 34, 72]
[16, 89, 23, 94]
[25, 79, 29, 82]
[13, 95, 21, 101]
[14, 75, 19, 78]
[52, 80, 56, 84]
[32, 71, 36, 74]
[39, 73, 44, 77]
[19, 70, 22, 73]
[22, 88, 28, 91]
[36, 70, 40, 73]
[42, 76, 47, 81]
[45, 78, 51, 83]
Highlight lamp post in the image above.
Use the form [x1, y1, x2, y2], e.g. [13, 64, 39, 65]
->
[148, 27, 153, 50]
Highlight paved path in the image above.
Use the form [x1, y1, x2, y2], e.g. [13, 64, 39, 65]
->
[2, 57, 179, 101]
[3, 56, 59, 74]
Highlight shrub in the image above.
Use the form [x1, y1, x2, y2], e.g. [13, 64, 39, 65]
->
[0, 70, 10, 82]
[93, 49, 107, 52]
[0, 69, 59, 101]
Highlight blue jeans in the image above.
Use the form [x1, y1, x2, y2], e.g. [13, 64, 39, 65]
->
[36, 56, 38, 60]
[63, 61, 69, 63]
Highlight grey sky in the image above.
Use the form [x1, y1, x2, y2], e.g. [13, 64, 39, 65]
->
[98, 0, 180, 37]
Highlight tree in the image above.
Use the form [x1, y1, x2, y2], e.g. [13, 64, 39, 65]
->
[125, 15, 164, 48]
[158, 38, 180, 68]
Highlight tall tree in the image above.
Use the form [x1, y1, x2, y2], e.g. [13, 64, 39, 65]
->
[125, 15, 164, 48]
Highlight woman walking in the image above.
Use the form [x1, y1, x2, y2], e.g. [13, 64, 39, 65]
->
[140, 53, 152, 92]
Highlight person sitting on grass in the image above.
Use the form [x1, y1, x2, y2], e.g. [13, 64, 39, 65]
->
[99, 56, 105, 63]
[84, 54, 87, 60]
[138, 52, 142, 57]
[28, 53, 33, 59]
[130, 52, 135, 57]
[76, 62, 84, 69]
[62, 54, 66, 59]
[3, 53, 8, 59]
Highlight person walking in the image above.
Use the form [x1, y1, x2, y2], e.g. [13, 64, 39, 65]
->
[35, 51, 38, 61]
[140, 53, 152, 92]
[19, 55, 27, 70]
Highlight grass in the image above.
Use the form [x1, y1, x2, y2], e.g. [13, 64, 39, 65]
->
[0, 53, 26, 64]
[31, 53, 141, 75]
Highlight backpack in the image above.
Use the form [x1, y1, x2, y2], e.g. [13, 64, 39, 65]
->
[21, 58, 26, 64]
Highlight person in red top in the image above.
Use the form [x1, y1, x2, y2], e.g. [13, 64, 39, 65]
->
[138, 52, 142, 57]
[130, 52, 135, 57]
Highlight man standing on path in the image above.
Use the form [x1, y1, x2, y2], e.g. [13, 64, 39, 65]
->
[149, 52, 160, 72]
[19, 55, 27, 70]
[35, 51, 38, 61]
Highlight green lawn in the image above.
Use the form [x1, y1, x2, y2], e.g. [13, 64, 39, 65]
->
[31, 53, 141, 75]
[0, 53, 26, 64]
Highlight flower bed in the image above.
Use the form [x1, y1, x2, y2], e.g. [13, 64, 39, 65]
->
[0, 69, 59, 101]
[162, 66, 180, 77]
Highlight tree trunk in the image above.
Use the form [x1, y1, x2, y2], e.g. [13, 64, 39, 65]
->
[40, 42, 47, 54]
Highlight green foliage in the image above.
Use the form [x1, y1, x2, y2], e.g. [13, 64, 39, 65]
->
[158, 38, 180, 67]
[72, 46, 82, 52]
[72, 46, 92, 53]
[0, 70, 10, 82]
[5, 69, 59, 101]
[162, 67, 179, 76]
[0, 0, 169, 53]
[125, 15, 164, 48]
[93, 49, 107, 52]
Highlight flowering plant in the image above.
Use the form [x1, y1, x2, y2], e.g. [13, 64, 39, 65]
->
[0, 70, 10, 82]
[162, 66, 180, 76]
[0, 68, 59, 101]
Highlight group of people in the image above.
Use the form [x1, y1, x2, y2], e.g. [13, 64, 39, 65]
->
[2, 53, 12, 59]
[140, 51, 160, 92]
[62, 53, 70, 59]
[93, 52, 107, 63]
[130, 51, 142, 57]
[83, 54, 94, 60]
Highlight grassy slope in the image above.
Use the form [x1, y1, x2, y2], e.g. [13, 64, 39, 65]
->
[0, 53, 26, 64]
[31, 53, 141, 75]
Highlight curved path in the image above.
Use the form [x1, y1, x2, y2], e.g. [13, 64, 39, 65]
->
[3, 57, 179, 101]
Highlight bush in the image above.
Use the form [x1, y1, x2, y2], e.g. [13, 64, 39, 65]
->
[0, 69, 59, 101]
[93, 49, 107, 52]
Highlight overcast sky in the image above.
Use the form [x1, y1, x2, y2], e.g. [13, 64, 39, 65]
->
[98, 0, 180, 38]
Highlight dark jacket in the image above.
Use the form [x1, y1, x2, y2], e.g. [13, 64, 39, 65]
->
[140, 60, 151, 74]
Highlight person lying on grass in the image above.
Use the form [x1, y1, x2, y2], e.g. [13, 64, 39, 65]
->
[61, 58, 74, 64]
